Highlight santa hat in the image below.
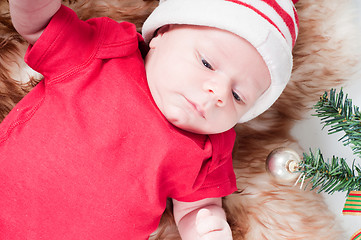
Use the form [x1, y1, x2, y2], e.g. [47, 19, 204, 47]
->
[142, 0, 299, 123]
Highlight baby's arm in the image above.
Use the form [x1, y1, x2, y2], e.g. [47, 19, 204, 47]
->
[173, 198, 233, 240]
[9, 0, 61, 44]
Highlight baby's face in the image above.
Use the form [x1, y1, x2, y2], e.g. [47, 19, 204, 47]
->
[145, 25, 270, 134]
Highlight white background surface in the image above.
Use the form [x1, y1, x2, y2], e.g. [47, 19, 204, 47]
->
[292, 0, 361, 238]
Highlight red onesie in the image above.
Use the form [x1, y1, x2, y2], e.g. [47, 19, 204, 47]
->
[0, 5, 237, 239]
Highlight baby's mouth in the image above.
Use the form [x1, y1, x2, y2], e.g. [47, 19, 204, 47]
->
[186, 98, 205, 119]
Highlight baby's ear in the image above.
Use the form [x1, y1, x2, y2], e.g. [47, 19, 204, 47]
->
[149, 25, 170, 49]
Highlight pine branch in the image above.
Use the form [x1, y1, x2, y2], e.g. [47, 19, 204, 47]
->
[297, 89, 361, 194]
[299, 149, 361, 194]
[313, 88, 361, 159]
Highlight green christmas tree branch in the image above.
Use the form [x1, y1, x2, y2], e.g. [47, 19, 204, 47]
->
[314, 89, 361, 158]
[297, 89, 361, 194]
[300, 149, 361, 194]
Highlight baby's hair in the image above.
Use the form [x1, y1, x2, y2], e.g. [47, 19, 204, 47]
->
[0, 4, 40, 122]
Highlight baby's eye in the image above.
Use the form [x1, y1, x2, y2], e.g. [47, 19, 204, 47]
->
[232, 90, 242, 102]
[201, 57, 213, 70]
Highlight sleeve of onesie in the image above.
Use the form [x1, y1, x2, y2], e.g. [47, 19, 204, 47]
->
[174, 129, 238, 202]
[24, 5, 105, 82]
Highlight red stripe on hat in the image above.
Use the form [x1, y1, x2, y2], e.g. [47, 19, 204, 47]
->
[293, 7, 299, 32]
[261, 0, 297, 46]
[225, 0, 286, 41]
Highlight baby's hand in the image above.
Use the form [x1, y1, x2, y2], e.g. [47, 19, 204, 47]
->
[195, 208, 233, 240]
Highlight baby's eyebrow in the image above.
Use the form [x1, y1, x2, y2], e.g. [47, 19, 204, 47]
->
[209, 41, 228, 59]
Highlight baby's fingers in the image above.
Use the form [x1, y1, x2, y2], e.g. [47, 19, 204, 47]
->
[196, 209, 223, 234]
[198, 230, 233, 240]
[196, 209, 232, 239]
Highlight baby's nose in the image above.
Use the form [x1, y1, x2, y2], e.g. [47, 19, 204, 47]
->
[203, 76, 230, 107]
[207, 89, 226, 107]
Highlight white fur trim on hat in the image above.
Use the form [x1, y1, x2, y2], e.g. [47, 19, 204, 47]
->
[142, 0, 298, 123]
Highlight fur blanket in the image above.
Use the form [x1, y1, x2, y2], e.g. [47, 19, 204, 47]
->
[0, 0, 359, 239]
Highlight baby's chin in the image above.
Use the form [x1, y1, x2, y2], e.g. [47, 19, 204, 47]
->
[166, 116, 206, 135]
[163, 106, 230, 135]
[162, 106, 195, 131]
[167, 118, 221, 135]
[166, 117, 198, 133]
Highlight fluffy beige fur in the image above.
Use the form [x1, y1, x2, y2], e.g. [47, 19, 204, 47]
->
[0, 0, 360, 239]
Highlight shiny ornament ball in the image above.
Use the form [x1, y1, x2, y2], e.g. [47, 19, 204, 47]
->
[266, 147, 301, 182]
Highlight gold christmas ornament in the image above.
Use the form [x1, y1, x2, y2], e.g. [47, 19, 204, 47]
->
[266, 147, 301, 182]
